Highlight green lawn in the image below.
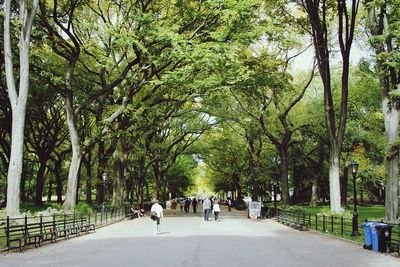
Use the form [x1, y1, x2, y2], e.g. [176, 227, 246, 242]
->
[279, 204, 388, 245]
[290, 204, 385, 221]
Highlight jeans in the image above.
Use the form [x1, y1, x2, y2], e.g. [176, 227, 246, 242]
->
[204, 209, 210, 221]
[214, 211, 219, 221]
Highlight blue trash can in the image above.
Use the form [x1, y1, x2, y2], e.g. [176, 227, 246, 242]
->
[371, 224, 379, 252]
[361, 222, 376, 249]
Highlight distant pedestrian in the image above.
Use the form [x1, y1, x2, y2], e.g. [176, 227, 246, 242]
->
[192, 198, 198, 213]
[184, 198, 191, 213]
[171, 198, 178, 215]
[203, 197, 211, 221]
[150, 199, 164, 235]
[180, 199, 184, 212]
[213, 199, 221, 221]
[227, 199, 232, 212]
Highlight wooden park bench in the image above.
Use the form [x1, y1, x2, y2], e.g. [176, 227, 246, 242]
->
[5, 215, 96, 251]
[6, 223, 43, 251]
[386, 223, 400, 255]
[276, 210, 307, 231]
[52, 217, 95, 240]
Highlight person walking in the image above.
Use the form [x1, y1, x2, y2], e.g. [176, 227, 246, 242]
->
[227, 198, 232, 212]
[171, 198, 178, 215]
[151, 199, 164, 235]
[203, 197, 211, 221]
[184, 198, 191, 213]
[213, 199, 221, 221]
[192, 198, 198, 213]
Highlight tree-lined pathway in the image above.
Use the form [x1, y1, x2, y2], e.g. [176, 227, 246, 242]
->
[0, 209, 398, 267]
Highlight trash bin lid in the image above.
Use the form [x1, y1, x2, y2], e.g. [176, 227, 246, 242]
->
[375, 223, 391, 229]
[361, 222, 377, 227]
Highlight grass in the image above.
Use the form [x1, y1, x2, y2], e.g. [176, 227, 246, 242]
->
[277, 204, 391, 245]
[290, 204, 385, 221]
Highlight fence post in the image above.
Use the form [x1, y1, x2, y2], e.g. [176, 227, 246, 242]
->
[40, 215, 43, 236]
[341, 216, 344, 235]
[315, 214, 318, 230]
[308, 213, 311, 228]
[24, 215, 28, 238]
[6, 216, 10, 248]
[323, 214, 326, 232]
[100, 209, 103, 225]
[331, 216, 334, 233]
[52, 215, 56, 234]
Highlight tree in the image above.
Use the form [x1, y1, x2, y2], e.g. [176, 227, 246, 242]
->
[3, 0, 39, 216]
[365, 0, 400, 221]
[300, 0, 360, 213]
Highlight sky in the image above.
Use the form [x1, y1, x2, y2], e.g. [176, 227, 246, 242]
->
[290, 40, 374, 74]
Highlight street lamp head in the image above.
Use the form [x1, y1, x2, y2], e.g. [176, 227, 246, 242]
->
[102, 172, 107, 181]
[351, 161, 359, 175]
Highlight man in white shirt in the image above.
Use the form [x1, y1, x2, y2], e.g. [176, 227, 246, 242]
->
[151, 199, 164, 235]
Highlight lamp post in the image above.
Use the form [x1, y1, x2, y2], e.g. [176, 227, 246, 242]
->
[350, 161, 359, 236]
[102, 172, 107, 213]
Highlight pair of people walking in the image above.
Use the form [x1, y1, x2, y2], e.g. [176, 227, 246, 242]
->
[203, 197, 220, 221]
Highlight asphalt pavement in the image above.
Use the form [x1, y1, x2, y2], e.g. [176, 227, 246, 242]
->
[0, 208, 399, 267]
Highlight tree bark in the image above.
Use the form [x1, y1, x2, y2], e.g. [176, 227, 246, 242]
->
[340, 156, 350, 208]
[366, 1, 399, 221]
[280, 148, 290, 206]
[310, 178, 318, 207]
[328, 146, 342, 213]
[47, 177, 52, 202]
[84, 155, 93, 204]
[384, 93, 399, 221]
[302, 0, 359, 214]
[35, 159, 47, 205]
[112, 152, 125, 207]
[63, 93, 82, 210]
[4, 0, 39, 217]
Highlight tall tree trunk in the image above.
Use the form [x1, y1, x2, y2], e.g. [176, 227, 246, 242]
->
[47, 177, 52, 202]
[55, 160, 63, 203]
[4, 0, 39, 217]
[63, 93, 82, 210]
[35, 159, 47, 205]
[341, 157, 350, 208]
[20, 169, 26, 203]
[153, 158, 162, 200]
[84, 155, 92, 204]
[112, 156, 124, 207]
[310, 178, 318, 207]
[96, 141, 105, 205]
[384, 94, 400, 221]
[302, 0, 359, 214]
[280, 149, 290, 206]
[75, 164, 81, 204]
[329, 146, 342, 213]
[366, 2, 399, 221]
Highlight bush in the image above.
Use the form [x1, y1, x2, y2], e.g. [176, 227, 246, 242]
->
[235, 200, 247, 210]
[73, 203, 94, 214]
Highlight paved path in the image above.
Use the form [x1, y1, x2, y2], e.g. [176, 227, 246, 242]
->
[0, 210, 399, 267]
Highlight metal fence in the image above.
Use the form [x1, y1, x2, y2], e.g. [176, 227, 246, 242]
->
[0, 208, 125, 251]
[275, 208, 400, 248]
